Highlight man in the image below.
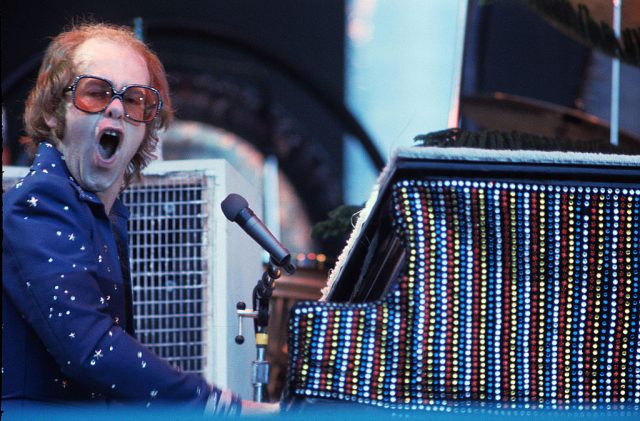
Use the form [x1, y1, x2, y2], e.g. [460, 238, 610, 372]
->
[2, 22, 274, 415]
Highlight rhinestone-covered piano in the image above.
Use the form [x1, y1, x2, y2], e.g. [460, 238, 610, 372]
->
[285, 146, 640, 412]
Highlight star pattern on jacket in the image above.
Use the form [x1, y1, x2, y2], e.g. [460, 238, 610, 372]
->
[27, 196, 39, 207]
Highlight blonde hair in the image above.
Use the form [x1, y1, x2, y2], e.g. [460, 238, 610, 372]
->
[23, 22, 173, 185]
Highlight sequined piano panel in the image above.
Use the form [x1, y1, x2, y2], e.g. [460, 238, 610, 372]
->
[286, 147, 640, 410]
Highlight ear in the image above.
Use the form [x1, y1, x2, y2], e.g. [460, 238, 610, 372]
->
[44, 113, 58, 130]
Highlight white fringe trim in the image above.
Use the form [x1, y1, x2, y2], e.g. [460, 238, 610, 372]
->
[394, 146, 640, 166]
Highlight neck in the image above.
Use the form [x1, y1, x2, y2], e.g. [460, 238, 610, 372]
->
[96, 177, 123, 215]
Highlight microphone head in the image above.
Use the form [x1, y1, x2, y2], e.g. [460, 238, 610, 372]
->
[221, 193, 249, 222]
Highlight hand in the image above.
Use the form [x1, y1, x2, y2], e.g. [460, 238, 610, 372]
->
[241, 399, 280, 416]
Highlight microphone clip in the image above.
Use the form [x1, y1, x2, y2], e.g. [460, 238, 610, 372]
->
[252, 259, 285, 325]
[269, 255, 296, 277]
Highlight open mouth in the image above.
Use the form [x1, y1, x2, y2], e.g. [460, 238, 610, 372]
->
[98, 129, 121, 160]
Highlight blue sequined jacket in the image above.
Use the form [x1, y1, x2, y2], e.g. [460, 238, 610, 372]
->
[2, 142, 219, 409]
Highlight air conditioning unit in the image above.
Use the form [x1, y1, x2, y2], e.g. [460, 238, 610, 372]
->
[3, 160, 263, 399]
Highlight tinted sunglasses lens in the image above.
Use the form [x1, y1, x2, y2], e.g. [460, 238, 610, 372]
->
[122, 87, 159, 122]
[74, 77, 113, 112]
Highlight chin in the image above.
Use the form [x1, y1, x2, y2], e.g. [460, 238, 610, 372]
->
[79, 174, 118, 194]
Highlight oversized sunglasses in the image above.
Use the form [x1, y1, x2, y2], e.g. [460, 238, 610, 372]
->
[64, 75, 162, 123]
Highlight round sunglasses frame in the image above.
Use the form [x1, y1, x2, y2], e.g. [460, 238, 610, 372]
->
[64, 75, 163, 123]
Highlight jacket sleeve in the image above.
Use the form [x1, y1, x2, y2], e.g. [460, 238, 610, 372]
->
[2, 178, 230, 409]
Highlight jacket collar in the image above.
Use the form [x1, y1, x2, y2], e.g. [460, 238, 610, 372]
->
[32, 141, 129, 218]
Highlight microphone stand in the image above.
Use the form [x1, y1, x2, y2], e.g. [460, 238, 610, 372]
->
[236, 258, 291, 402]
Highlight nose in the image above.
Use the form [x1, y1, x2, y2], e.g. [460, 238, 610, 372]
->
[104, 94, 125, 120]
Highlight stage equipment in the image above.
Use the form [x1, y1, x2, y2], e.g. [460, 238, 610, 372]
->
[502, 0, 639, 146]
[285, 141, 640, 411]
[504, 0, 640, 66]
[221, 193, 295, 272]
[460, 92, 640, 151]
[221, 193, 296, 402]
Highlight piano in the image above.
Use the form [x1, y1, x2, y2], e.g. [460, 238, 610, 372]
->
[284, 143, 640, 413]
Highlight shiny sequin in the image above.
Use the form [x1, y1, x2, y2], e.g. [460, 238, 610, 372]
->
[288, 179, 640, 409]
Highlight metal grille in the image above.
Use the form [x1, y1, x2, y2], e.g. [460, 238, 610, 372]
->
[122, 172, 210, 374]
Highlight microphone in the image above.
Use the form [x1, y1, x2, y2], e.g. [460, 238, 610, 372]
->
[221, 193, 295, 274]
